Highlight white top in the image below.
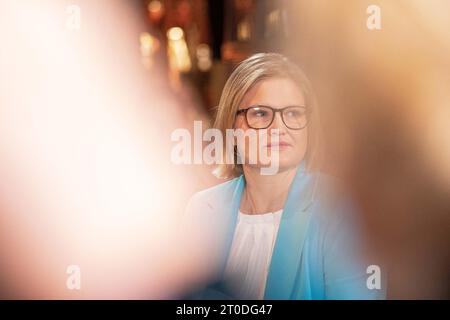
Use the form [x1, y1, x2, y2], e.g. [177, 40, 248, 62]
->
[223, 209, 283, 300]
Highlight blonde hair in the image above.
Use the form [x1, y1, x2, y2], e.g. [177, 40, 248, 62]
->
[213, 53, 322, 179]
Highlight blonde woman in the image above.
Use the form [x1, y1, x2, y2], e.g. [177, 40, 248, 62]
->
[183, 53, 383, 300]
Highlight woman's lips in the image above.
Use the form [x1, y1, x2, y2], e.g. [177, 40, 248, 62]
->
[265, 141, 292, 148]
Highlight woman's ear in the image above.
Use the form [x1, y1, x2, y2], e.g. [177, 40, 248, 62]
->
[235, 145, 243, 165]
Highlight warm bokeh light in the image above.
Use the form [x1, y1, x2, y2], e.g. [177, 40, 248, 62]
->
[0, 0, 210, 299]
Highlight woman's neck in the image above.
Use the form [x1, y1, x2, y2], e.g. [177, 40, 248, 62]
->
[240, 165, 298, 215]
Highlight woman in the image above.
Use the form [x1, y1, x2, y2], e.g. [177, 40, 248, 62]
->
[182, 53, 383, 300]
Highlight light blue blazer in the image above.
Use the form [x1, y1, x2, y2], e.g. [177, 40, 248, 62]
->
[183, 162, 384, 300]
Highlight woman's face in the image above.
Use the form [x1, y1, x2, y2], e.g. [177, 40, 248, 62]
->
[234, 77, 308, 174]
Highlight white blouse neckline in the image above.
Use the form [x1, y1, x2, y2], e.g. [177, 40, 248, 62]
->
[237, 209, 283, 222]
[224, 208, 284, 300]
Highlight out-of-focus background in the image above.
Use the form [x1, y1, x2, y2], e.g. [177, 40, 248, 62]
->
[0, 0, 449, 299]
[134, 0, 290, 114]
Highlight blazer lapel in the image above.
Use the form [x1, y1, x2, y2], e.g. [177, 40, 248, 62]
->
[216, 175, 245, 279]
[264, 163, 318, 299]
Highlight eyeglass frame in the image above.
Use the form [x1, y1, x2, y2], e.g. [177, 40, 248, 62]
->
[235, 105, 311, 130]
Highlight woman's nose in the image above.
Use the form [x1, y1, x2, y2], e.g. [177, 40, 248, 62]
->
[269, 112, 287, 133]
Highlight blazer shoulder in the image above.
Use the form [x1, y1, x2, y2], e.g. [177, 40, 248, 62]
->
[184, 176, 241, 217]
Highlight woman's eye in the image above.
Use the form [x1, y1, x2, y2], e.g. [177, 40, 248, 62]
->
[287, 110, 303, 117]
[252, 110, 268, 117]
[287, 111, 296, 117]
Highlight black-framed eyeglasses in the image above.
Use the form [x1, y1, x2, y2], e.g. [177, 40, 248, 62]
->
[236, 105, 310, 130]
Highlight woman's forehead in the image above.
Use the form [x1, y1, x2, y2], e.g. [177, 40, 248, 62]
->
[240, 78, 306, 108]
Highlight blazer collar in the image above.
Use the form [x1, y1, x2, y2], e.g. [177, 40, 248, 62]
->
[264, 163, 318, 299]
[216, 161, 319, 299]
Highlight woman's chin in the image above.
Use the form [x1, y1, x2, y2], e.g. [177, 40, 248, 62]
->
[245, 160, 300, 175]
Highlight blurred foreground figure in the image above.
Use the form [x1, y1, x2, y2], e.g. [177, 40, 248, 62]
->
[287, 0, 450, 298]
[0, 0, 210, 298]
